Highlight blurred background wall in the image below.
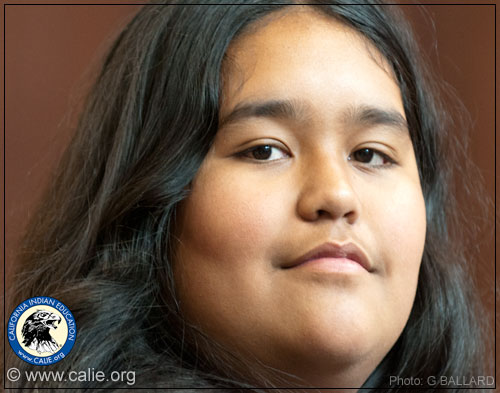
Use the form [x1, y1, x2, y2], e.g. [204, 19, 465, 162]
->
[4, 0, 496, 377]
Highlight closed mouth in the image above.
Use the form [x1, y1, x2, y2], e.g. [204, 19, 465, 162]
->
[284, 242, 372, 272]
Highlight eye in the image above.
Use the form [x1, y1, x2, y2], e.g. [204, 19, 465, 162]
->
[349, 148, 395, 168]
[239, 144, 289, 161]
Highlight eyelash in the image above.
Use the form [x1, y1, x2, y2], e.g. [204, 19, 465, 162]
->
[237, 144, 290, 162]
[237, 144, 396, 169]
[347, 148, 396, 169]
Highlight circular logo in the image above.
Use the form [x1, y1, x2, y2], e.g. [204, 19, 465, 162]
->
[8, 296, 77, 365]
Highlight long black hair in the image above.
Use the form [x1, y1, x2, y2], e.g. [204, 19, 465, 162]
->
[7, 1, 492, 391]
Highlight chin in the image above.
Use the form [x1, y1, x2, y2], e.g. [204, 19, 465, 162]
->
[269, 308, 394, 376]
[303, 324, 378, 361]
[262, 332, 385, 390]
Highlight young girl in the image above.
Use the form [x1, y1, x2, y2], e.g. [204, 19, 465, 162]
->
[7, 1, 492, 391]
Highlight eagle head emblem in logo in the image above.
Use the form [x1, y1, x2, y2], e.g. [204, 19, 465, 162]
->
[21, 310, 62, 354]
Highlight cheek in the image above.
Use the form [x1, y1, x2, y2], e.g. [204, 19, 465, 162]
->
[177, 166, 285, 263]
[365, 178, 426, 329]
[376, 181, 426, 272]
[173, 162, 292, 350]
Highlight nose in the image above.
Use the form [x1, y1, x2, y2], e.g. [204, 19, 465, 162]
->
[296, 154, 360, 224]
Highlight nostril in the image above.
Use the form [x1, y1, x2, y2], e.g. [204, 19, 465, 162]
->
[344, 210, 358, 224]
[317, 209, 330, 218]
[315, 208, 357, 222]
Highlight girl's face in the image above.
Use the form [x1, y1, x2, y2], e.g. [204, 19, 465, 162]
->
[173, 9, 426, 389]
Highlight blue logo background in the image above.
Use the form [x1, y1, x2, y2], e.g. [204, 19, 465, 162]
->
[8, 296, 77, 366]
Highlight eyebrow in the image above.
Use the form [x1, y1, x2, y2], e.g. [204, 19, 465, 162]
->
[219, 99, 408, 133]
[219, 99, 304, 128]
[343, 104, 409, 133]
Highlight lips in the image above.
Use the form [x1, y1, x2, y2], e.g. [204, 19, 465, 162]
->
[284, 242, 372, 272]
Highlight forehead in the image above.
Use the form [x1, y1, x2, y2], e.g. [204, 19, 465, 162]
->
[221, 8, 402, 119]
